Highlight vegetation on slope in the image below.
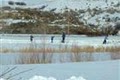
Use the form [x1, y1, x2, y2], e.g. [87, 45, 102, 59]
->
[0, 1, 120, 36]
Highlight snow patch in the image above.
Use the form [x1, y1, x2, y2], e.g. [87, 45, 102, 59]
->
[29, 76, 56, 80]
[28, 76, 86, 80]
[66, 76, 86, 80]
[0, 78, 5, 80]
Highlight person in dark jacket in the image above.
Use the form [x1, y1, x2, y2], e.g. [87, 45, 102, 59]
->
[51, 36, 54, 43]
[30, 35, 34, 42]
[61, 32, 66, 43]
[103, 34, 108, 44]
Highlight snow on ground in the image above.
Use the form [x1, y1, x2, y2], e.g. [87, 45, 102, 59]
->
[24, 0, 119, 12]
[0, 78, 5, 80]
[66, 76, 86, 80]
[47, 0, 117, 12]
[86, 12, 120, 27]
[28, 0, 120, 27]
[28, 76, 86, 80]
[1, 0, 119, 12]
[0, 19, 35, 25]
[0, 60, 119, 80]
[0, 0, 120, 79]
[0, 76, 86, 80]
[28, 76, 57, 80]
[1, 0, 120, 28]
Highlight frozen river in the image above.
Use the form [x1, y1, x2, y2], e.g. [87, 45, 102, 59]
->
[0, 34, 120, 65]
[0, 34, 120, 80]
[0, 34, 120, 50]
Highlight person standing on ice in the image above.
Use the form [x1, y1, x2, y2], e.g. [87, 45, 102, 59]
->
[61, 32, 66, 43]
[103, 34, 108, 44]
[30, 35, 34, 42]
[51, 36, 54, 43]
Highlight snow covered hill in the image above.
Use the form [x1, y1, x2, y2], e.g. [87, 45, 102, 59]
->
[0, 0, 120, 34]
[16, 0, 119, 12]
[2, 0, 120, 21]
[1, 0, 120, 12]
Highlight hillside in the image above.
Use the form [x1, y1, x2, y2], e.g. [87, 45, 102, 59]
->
[0, 0, 120, 35]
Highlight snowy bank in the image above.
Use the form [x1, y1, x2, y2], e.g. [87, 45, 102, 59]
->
[28, 76, 86, 80]
[0, 60, 119, 80]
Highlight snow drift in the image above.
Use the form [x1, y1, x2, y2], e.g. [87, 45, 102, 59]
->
[29, 76, 86, 80]
[0, 76, 86, 80]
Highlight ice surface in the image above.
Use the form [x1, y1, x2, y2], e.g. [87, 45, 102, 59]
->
[0, 34, 120, 50]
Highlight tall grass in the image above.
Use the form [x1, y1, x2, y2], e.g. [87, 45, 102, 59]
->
[14, 45, 120, 64]
[0, 48, 14, 53]
[71, 45, 120, 53]
[1, 44, 120, 64]
[16, 52, 53, 64]
[17, 45, 120, 53]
